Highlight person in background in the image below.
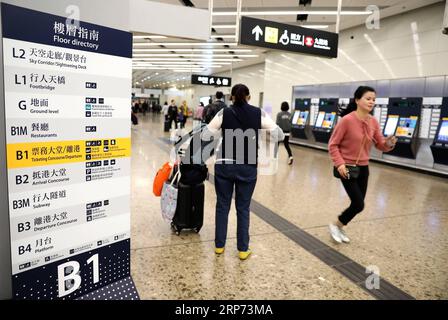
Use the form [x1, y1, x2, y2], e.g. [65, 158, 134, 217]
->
[162, 102, 169, 120]
[195, 102, 205, 121]
[328, 86, 397, 244]
[142, 100, 149, 116]
[180, 101, 189, 128]
[133, 101, 140, 113]
[276, 101, 294, 165]
[168, 100, 178, 129]
[202, 98, 213, 123]
[205, 84, 284, 260]
[204, 91, 228, 124]
[177, 106, 185, 128]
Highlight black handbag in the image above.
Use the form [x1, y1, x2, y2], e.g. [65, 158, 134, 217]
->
[333, 164, 360, 179]
[333, 136, 365, 180]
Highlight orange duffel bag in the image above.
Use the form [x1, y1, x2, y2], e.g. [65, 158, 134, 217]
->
[153, 162, 173, 197]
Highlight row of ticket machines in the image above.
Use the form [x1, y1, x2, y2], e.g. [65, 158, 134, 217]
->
[290, 97, 448, 166]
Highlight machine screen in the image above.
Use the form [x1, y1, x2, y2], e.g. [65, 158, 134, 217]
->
[384, 115, 399, 136]
[297, 111, 309, 126]
[292, 111, 300, 124]
[322, 112, 336, 129]
[395, 116, 418, 138]
[315, 112, 325, 128]
[436, 118, 448, 142]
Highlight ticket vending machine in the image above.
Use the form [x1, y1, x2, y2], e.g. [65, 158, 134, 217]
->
[312, 98, 339, 143]
[291, 98, 311, 140]
[430, 97, 448, 165]
[383, 97, 423, 159]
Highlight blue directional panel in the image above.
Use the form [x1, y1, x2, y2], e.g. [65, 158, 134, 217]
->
[12, 240, 130, 300]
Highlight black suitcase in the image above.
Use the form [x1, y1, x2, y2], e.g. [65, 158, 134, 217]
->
[131, 113, 138, 125]
[171, 182, 204, 235]
[164, 120, 170, 132]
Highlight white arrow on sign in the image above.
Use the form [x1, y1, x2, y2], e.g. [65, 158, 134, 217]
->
[252, 25, 263, 41]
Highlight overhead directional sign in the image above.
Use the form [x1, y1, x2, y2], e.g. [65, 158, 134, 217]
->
[191, 75, 231, 87]
[240, 16, 339, 58]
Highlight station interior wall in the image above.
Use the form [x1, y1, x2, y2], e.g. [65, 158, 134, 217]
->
[178, 2, 448, 119]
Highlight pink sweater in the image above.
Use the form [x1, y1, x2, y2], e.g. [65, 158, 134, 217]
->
[329, 112, 392, 168]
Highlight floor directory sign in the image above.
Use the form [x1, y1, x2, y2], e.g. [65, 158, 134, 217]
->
[1, 3, 132, 299]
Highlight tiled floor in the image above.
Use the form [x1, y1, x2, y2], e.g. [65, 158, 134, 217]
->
[130, 113, 448, 300]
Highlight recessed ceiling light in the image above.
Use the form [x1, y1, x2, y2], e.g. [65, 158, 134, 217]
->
[301, 25, 329, 29]
[133, 54, 258, 58]
[212, 10, 372, 16]
[210, 35, 237, 39]
[132, 48, 252, 52]
[133, 35, 167, 39]
[133, 58, 243, 62]
[212, 24, 237, 29]
[133, 42, 238, 46]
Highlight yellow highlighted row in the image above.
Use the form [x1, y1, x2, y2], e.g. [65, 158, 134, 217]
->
[7, 138, 131, 169]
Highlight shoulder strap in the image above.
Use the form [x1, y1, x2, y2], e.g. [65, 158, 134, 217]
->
[355, 136, 366, 165]
[355, 116, 372, 165]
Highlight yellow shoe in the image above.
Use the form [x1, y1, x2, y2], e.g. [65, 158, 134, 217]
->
[215, 247, 225, 254]
[238, 249, 252, 260]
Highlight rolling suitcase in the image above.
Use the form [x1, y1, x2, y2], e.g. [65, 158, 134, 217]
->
[131, 113, 138, 125]
[171, 182, 204, 235]
[164, 120, 170, 132]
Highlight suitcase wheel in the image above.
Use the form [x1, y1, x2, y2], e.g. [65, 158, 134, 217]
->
[172, 224, 181, 236]
[194, 227, 201, 233]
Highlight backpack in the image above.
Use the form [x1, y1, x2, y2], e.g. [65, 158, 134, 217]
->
[176, 123, 219, 165]
[204, 101, 226, 124]
[153, 162, 173, 196]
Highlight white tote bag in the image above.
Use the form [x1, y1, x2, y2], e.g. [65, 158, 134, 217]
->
[160, 168, 181, 222]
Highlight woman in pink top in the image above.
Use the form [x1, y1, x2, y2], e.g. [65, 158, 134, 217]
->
[328, 86, 397, 244]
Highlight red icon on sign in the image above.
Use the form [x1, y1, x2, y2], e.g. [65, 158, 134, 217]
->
[305, 37, 314, 47]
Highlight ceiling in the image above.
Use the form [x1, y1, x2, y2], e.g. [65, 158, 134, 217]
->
[132, 0, 444, 90]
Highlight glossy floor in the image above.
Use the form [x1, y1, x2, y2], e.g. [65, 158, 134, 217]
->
[130, 114, 448, 300]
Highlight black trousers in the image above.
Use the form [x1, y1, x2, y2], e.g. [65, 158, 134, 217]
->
[338, 166, 369, 225]
[168, 118, 177, 129]
[279, 134, 293, 158]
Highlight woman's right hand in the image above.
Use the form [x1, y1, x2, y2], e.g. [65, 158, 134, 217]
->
[337, 164, 348, 179]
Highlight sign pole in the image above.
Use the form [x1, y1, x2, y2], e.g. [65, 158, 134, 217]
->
[209, 0, 213, 39]
[236, 0, 242, 43]
[336, 0, 342, 33]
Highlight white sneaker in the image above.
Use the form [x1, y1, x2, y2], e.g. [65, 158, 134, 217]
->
[288, 157, 294, 165]
[329, 224, 342, 243]
[338, 228, 350, 243]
